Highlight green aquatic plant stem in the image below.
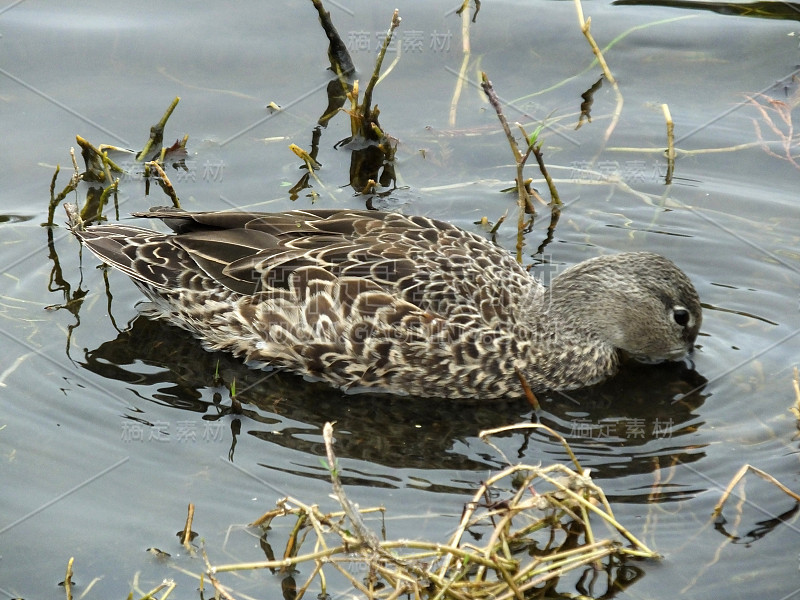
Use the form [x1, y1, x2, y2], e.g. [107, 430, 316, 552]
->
[310, 0, 355, 76]
[47, 150, 83, 226]
[75, 135, 125, 182]
[95, 179, 119, 222]
[519, 123, 561, 205]
[361, 10, 401, 123]
[137, 96, 180, 161]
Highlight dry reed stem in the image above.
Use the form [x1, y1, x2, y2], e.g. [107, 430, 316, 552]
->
[181, 503, 195, 551]
[791, 367, 800, 427]
[480, 423, 639, 551]
[612, 93, 799, 170]
[64, 556, 74, 600]
[479, 422, 584, 474]
[78, 576, 103, 598]
[574, 0, 623, 157]
[492, 546, 616, 600]
[747, 93, 800, 170]
[662, 103, 675, 183]
[295, 561, 326, 599]
[606, 141, 763, 155]
[449, 4, 472, 126]
[712, 464, 800, 518]
[322, 422, 381, 549]
[204, 548, 238, 600]
[136, 579, 177, 600]
[208, 424, 657, 600]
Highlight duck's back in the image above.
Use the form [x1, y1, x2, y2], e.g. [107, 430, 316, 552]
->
[70, 208, 546, 398]
[114, 208, 540, 322]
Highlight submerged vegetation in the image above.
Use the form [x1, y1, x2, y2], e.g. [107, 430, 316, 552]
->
[63, 423, 662, 600]
[203, 423, 658, 599]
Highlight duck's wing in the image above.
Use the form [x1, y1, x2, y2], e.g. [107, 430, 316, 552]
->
[68, 208, 279, 293]
[80, 208, 536, 324]
[121, 209, 416, 297]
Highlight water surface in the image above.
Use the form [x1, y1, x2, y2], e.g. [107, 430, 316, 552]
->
[2, 1, 799, 598]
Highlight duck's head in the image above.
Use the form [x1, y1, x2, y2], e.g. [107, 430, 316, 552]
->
[549, 252, 702, 363]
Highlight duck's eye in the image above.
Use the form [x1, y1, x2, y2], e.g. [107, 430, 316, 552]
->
[673, 307, 690, 327]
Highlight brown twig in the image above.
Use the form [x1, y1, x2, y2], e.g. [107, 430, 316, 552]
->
[145, 161, 181, 208]
[514, 367, 540, 410]
[203, 547, 238, 600]
[529, 141, 561, 205]
[480, 72, 530, 263]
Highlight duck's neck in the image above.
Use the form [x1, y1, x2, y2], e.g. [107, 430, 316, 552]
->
[507, 272, 621, 391]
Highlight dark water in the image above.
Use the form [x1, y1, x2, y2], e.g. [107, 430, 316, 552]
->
[2, 1, 799, 598]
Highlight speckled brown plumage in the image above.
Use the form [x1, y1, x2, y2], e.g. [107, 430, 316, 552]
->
[66, 206, 702, 399]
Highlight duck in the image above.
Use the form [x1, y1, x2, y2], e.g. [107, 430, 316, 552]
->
[65, 205, 702, 399]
